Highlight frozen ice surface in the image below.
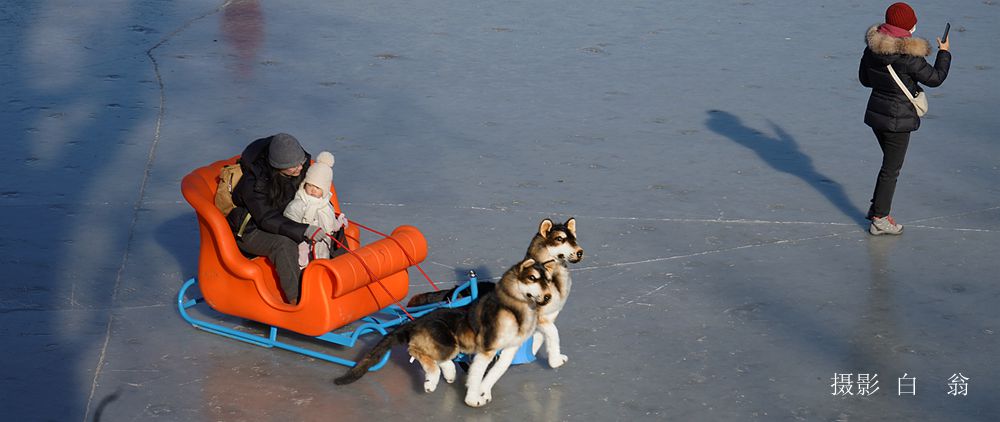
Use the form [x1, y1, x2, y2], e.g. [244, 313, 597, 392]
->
[1, 1, 998, 420]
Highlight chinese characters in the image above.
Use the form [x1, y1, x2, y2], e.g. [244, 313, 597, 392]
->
[830, 373, 969, 397]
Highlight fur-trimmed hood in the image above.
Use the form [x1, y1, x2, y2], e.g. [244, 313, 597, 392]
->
[866, 25, 930, 57]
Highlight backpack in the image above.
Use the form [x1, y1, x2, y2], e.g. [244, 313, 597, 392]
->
[214, 163, 243, 216]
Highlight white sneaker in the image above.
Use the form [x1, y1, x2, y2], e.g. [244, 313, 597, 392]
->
[869, 215, 903, 235]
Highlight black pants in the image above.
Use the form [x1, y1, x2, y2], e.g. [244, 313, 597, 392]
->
[868, 129, 911, 219]
[236, 229, 302, 304]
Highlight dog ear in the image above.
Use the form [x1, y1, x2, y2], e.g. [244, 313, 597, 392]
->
[538, 219, 553, 237]
[565, 218, 576, 236]
[542, 259, 558, 274]
[520, 258, 536, 272]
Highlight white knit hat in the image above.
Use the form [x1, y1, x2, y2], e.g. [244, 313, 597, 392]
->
[303, 151, 334, 189]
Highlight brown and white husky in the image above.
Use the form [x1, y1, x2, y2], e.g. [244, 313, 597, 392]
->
[334, 258, 557, 407]
[522, 218, 583, 368]
[405, 218, 584, 368]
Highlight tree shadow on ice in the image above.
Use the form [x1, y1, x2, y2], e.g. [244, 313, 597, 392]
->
[155, 213, 201, 284]
[705, 110, 865, 226]
[0, 2, 186, 420]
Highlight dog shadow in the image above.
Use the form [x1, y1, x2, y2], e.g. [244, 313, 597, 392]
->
[706, 109, 867, 226]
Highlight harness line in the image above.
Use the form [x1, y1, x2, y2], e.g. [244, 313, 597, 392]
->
[350, 220, 441, 292]
[312, 228, 416, 321]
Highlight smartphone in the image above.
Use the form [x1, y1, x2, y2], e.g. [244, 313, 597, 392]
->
[942, 22, 951, 43]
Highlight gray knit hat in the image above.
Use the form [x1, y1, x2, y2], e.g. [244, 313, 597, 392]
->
[267, 133, 306, 169]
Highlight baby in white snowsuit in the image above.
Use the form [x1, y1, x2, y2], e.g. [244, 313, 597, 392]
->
[283, 151, 348, 268]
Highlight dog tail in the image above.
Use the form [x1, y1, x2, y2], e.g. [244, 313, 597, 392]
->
[334, 326, 411, 385]
[406, 289, 454, 307]
[406, 282, 496, 307]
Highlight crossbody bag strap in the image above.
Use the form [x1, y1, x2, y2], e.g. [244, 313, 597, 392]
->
[236, 212, 252, 238]
[886, 64, 916, 101]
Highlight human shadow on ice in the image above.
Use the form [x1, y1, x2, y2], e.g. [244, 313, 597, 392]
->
[705, 110, 866, 226]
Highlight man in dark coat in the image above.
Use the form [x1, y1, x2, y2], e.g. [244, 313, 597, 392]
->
[858, 2, 950, 235]
[227, 133, 331, 304]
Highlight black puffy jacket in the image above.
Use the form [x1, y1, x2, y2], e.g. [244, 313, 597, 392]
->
[859, 25, 951, 133]
[227, 135, 312, 242]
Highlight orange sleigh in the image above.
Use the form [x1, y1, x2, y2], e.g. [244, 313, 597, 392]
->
[178, 156, 429, 368]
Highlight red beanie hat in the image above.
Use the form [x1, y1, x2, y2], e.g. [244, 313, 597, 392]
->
[885, 2, 917, 30]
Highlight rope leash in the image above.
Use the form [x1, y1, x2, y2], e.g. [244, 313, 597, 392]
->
[321, 229, 416, 321]
[309, 215, 444, 321]
[350, 221, 440, 292]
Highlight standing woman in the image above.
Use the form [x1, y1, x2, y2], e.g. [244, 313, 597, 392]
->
[860, 2, 950, 235]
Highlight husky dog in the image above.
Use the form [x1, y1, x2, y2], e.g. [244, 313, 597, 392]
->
[405, 218, 584, 369]
[334, 258, 557, 408]
[523, 218, 583, 369]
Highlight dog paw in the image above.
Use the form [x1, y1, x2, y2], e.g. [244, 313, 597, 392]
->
[548, 354, 568, 368]
[465, 391, 492, 407]
[424, 379, 439, 393]
[441, 362, 456, 383]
